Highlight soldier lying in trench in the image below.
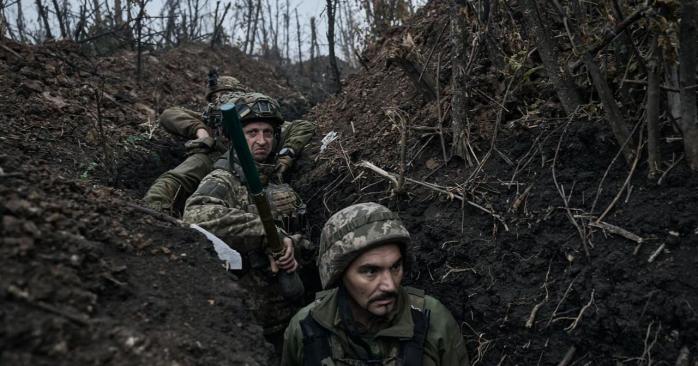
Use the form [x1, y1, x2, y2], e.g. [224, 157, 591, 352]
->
[143, 73, 316, 217]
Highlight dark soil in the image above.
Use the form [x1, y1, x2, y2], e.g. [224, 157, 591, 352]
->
[0, 40, 309, 364]
[3, 0, 698, 364]
[292, 1, 698, 365]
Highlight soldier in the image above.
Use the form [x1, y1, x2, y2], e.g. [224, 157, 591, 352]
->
[144, 75, 316, 216]
[281, 202, 470, 366]
[182, 92, 312, 351]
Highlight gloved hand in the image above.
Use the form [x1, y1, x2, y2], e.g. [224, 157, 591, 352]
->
[184, 136, 215, 156]
[274, 155, 294, 182]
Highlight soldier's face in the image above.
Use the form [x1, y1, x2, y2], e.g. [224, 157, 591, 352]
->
[342, 244, 403, 321]
[243, 121, 274, 162]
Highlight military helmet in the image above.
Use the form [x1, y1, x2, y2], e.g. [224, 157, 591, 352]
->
[318, 202, 411, 289]
[207, 75, 249, 101]
[220, 92, 285, 128]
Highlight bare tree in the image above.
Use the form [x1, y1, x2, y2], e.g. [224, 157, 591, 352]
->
[309, 16, 317, 73]
[51, 0, 68, 38]
[260, 1, 269, 56]
[73, 2, 88, 40]
[679, 0, 698, 170]
[243, 0, 254, 53]
[295, 8, 303, 74]
[211, 1, 231, 47]
[36, 0, 53, 40]
[92, 0, 102, 26]
[567, 0, 633, 162]
[0, 0, 9, 39]
[187, 0, 201, 39]
[62, 0, 71, 36]
[284, 0, 289, 62]
[326, 0, 341, 92]
[135, 0, 147, 84]
[249, 0, 261, 54]
[114, 0, 123, 25]
[519, 0, 581, 115]
[16, 0, 29, 42]
[274, 0, 280, 55]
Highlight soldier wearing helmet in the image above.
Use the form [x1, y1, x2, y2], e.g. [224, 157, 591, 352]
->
[281, 202, 470, 366]
[143, 74, 316, 217]
[181, 91, 313, 351]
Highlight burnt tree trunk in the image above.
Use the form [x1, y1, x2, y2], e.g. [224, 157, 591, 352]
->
[51, 0, 68, 38]
[451, 0, 470, 161]
[310, 16, 316, 67]
[679, 0, 698, 170]
[17, 0, 28, 42]
[74, 3, 87, 40]
[284, 0, 289, 62]
[295, 8, 303, 74]
[0, 0, 8, 39]
[519, 0, 581, 115]
[243, 0, 254, 53]
[259, 2, 269, 58]
[92, 0, 102, 26]
[568, 0, 634, 162]
[135, 0, 146, 86]
[211, 1, 231, 47]
[326, 0, 341, 92]
[249, 0, 261, 54]
[114, 0, 123, 25]
[36, 0, 53, 40]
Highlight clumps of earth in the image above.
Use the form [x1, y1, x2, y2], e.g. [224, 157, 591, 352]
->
[2, 0, 698, 364]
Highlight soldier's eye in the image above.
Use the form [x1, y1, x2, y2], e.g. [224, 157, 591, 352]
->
[359, 266, 378, 276]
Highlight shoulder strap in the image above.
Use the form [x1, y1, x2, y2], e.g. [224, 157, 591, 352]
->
[213, 153, 247, 183]
[398, 288, 430, 366]
[398, 307, 430, 366]
[300, 313, 332, 366]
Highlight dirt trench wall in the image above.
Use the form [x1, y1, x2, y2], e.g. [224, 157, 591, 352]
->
[291, 0, 698, 364]
[0, 40, 302, 364]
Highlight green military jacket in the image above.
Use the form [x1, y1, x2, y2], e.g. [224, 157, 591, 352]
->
[281, 287, 470, 366]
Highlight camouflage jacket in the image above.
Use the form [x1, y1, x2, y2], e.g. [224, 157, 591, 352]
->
[181, 156, 302, 254]
[159, 106, 317, 154]
[281, 286, 470, 366]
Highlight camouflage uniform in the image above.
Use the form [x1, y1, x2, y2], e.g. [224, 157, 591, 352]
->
[281, 203, 470, 366]
[181, 92, 311, 348]
[143, 78, 316, 216]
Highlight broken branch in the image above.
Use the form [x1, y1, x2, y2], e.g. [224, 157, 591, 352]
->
[589, 221, 644, 244]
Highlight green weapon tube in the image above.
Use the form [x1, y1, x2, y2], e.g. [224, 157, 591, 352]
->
[220, 103, 304, 301]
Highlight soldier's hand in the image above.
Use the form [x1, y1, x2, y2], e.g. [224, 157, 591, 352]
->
[269, 237, 298, 273]
[274, 155, 293, 182]
[195, 128, 211, 139]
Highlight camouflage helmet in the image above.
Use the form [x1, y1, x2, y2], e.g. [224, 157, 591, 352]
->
[318, 202, 411, 289]
[220, 92, 285, 128]
[206, 75, 249, 101]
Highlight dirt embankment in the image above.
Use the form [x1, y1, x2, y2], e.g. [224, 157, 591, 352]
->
[3, 0, 698, 364]
[0, 40, 312, 364]
[293, 0, 698, 364]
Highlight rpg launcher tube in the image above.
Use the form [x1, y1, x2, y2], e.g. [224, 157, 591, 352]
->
[220, 103, 304, 301]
